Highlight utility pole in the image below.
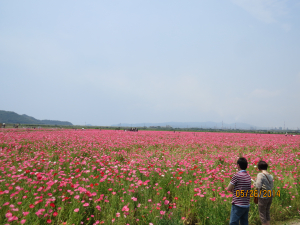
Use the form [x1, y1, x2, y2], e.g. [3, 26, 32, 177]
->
[284, 121, 285, 130]
[222, 121, 223, 129]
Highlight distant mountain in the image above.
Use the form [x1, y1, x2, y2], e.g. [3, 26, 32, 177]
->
[112, 121, 263, 130]
[0, 110, 73, 126]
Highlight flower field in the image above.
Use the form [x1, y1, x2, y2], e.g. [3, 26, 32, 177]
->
[0, 129, 300, 225]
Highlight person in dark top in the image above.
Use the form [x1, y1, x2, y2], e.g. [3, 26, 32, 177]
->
[226, 157, 252, 225]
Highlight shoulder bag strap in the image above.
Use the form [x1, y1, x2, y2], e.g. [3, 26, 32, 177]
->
[263, 173, 270, 184]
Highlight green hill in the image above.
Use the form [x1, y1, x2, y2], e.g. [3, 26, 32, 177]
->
[0, 110, 73, 126]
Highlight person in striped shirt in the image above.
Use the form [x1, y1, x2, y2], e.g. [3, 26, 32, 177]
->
[226, 157, 252, 225]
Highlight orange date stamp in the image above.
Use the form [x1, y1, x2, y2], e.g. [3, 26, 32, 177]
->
[235, 190, 281, 198]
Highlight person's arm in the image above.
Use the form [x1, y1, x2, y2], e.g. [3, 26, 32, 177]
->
[226, 183, 234, 192]
[227, 174, 237, 192]
[255, 173, 263, 189]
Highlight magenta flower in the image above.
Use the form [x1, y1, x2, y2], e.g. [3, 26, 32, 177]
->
[160, 211, 166, 215]
[22, 212, 29, 216]
[122, 205, 129, 212]
[5, 212, 12, 218]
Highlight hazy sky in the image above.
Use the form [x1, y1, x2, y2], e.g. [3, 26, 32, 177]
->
[1, 1, 300, 128]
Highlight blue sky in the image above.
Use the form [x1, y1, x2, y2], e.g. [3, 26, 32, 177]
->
[1, 0, 300, 128]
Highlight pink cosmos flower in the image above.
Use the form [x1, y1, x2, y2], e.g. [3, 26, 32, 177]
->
[8, 216, 18, 222]
[74, 208, 79, 212]
[83, 203, 89, 207]
[35, 209, 45, 216]
[131, 197, 137, 201]
[23, 212, 29, 216]
[5, 212, 12, 218]
[137, 180, 143, 185]
[122, 205, 129, 212]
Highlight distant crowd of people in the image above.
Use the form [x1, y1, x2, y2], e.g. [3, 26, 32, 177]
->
[124, 128, 138, 132]
[0, 123, 38, 129]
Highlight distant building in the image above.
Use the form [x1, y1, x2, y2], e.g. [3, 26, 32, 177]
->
[166, 125, 172, 128]
[279, 127, 282, 130]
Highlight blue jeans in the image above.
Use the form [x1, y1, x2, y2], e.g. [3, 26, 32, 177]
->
[229, 204, 249, 225]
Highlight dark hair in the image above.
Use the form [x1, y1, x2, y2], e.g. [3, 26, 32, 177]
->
[237, 157, 248, 170]
[257, 161, 268, 170]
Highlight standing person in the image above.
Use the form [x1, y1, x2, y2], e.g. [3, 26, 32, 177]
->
[226, 157, 252, 225]
[254, 161, 273, 225]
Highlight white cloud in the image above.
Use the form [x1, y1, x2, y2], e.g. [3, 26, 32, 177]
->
[250, 89, 280, 98]
[231, 0, 289, 25]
